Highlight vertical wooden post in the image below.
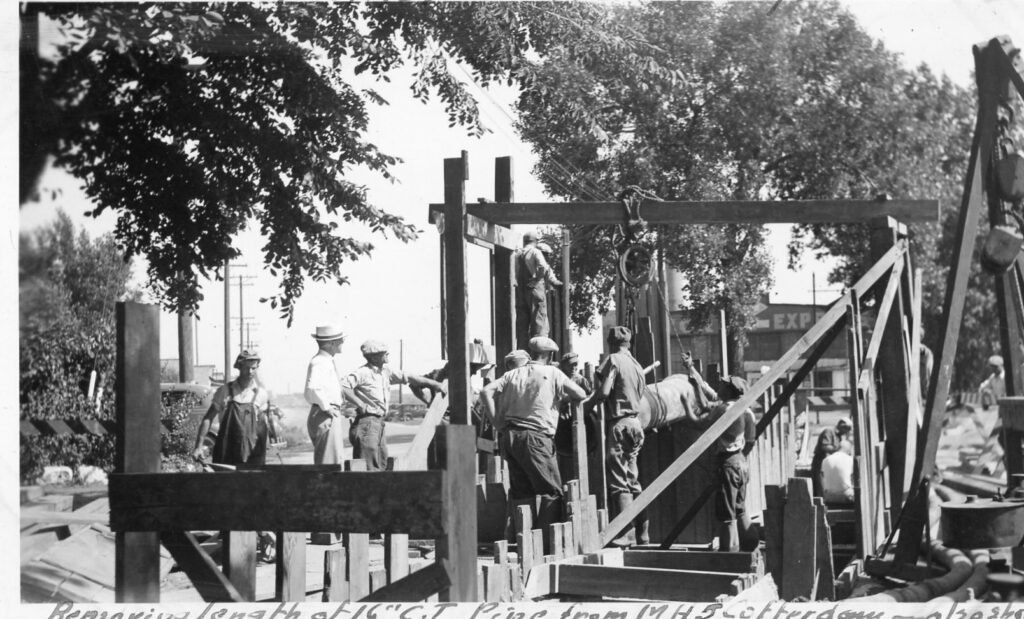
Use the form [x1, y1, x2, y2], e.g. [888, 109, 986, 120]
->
[869, 217, 911, 511]
[562, 227, 572, 353]
[114, 302, 162, 602]
[445, 152, 471, 424]
[178, 310, 194, 382]
[429, 424, 478, 601]
[658, 235, 672, 378]
[275, 532, 306, 601]
[572, 401, 589, 496]
[223, 261, 231, 381]
[224, 532, 257, 601]
[494, 157, 516, 370]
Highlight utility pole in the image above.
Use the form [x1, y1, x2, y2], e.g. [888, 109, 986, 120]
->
[223, 261, 231, 383]
[233, 269, 255, 353]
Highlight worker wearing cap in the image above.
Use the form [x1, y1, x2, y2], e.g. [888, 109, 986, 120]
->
[304, 324, 355, 465]
[481, 337, 587, 546]
[592, 326, 648, 546]
[980, 354, 1006, 409]
[517, 232, 562, 338]
[345, 340, 446, 470]
[684, 372, 757, 553]
[194, 350, 275, 466]
[559, 352, 593, 393]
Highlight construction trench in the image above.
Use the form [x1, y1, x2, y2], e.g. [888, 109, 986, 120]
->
[20, 35, 1024, 606]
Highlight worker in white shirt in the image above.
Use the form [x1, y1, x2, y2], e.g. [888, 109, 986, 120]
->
[820, 440, 855, 505]
[305, 324, 362, 465]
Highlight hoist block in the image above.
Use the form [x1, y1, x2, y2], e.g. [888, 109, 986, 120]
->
[981, 225, 1022, 274]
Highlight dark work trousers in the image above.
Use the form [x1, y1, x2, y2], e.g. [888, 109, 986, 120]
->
[500, 428, 563, 500]
[528, 283, 549, 338]
[715, 451, 748, 523]
[606, 415, 644, 497]
[350, 414, 388, 471]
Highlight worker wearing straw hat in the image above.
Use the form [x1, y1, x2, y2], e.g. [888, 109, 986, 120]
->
[304, 324, 351, 465]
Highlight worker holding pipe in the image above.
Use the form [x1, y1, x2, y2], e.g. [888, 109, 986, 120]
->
[592, 325, 649, 547]
[683, 354, 757, 552]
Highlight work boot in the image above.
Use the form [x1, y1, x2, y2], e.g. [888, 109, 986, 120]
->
[634, 498, 650, 546]
[609, 493, 637, 547]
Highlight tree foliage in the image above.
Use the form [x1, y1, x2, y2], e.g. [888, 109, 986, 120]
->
[22, 2, 670, 323]
[512, 2, 978, 375]
[19, 212, 143, 482]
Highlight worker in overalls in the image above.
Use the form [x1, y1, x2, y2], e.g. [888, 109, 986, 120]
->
[192, 350, 275, 466]
[517, 231, 562, 338]
[592, 326, 648, 547]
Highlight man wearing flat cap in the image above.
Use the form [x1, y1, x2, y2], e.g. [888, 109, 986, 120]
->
[345, 340, 446, 470]
[684, 371, 757, 552]
[481, 336, 587, 549]
[517, 231, 562, 339]
[592, 325, 648, 546]
[194, 350, 275, 466]
[304, 324, 355, 465]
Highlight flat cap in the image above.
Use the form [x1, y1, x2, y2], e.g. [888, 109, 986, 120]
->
[523, 231, 538, 243]
[234, 350, 261, 365]
[561, 352, 579, 364]
[505, 350, 530, 363]
[528, 336, 559, 353]
[989, 354, 1004, 367]
[607, 325, 632, 344]
[727, 375, 748, 396]
[360, 340, 389, 355]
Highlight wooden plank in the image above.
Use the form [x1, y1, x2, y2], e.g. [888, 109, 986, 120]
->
[494, 540, 509, 565]
[114, 302, 161, 603]
[109, 470, 445, 535]
[623, 550, 760, 574]
[517, 531, 533, 576]
[514, 501, 534, 538]
[813, 498, 835, 601]
[781, 478, 816, 600]
[275, 532, 306, 602]
[482, 563, 502, 602]
[581, 495, 599, 554]
[322, 547, 348, 602]
[554, 564, 746, 602]
[370, 569, 387, 593]
[385, 534, 410, 584]
[345, 531, 370, 601]
[159, 531, 243, 602]
[601, 246, 902, 546]
[493, 156, 516, 373]
[403, 393, 450, 470]
[870, 219, 913, 511]
[549, 523, 564, 560]
[430, 199, 940, 226]
[224, 531, 257, 601]
[531, 529, 544, 565]
[428, 424, 477, 601]
[360, 559, 452, 603]
[444, 152, 471, 425]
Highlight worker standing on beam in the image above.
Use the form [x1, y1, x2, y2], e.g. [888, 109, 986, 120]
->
[480, 337, 587, 552]
[517, 231, 562, 338]
[591, 326, 649, 547]
[345, 340, 446, 470]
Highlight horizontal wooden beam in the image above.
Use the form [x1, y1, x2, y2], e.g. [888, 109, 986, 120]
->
[109, 470, 445, 537]
[429, 199, 939, 226]
[428, 209, 521, 250]
[554, 564, 744, 602]
[623, 550, 761, 574]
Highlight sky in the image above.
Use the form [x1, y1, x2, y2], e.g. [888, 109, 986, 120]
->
[8, 0, 1024, 403]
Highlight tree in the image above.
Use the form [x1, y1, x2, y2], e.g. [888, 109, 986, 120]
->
[21, 2, 670, 323]
[512, 1, 976, 374]
[20, 211, 143, 482]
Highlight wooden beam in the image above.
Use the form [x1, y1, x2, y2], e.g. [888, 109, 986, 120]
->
[624, 550, 760, 574]
[992, 36, 1024, 99]
[428, 425, 477, 601]
[224, 531, 257, 601]
[159, 531, 243, 602]
[114, 302, 161, 603]
[601, 244, 902, 546]
[553, 564, 745, 602]
[445, 152, 471, 425]
[275, 532, 306, 602]
[494, 157, 516, 374]
[109, 470, 445, 536]
[781, 478, 816, 600]
[402, 393, 449, 470]
[428, 199, 939, 226]
[360, 559, 452, 603]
